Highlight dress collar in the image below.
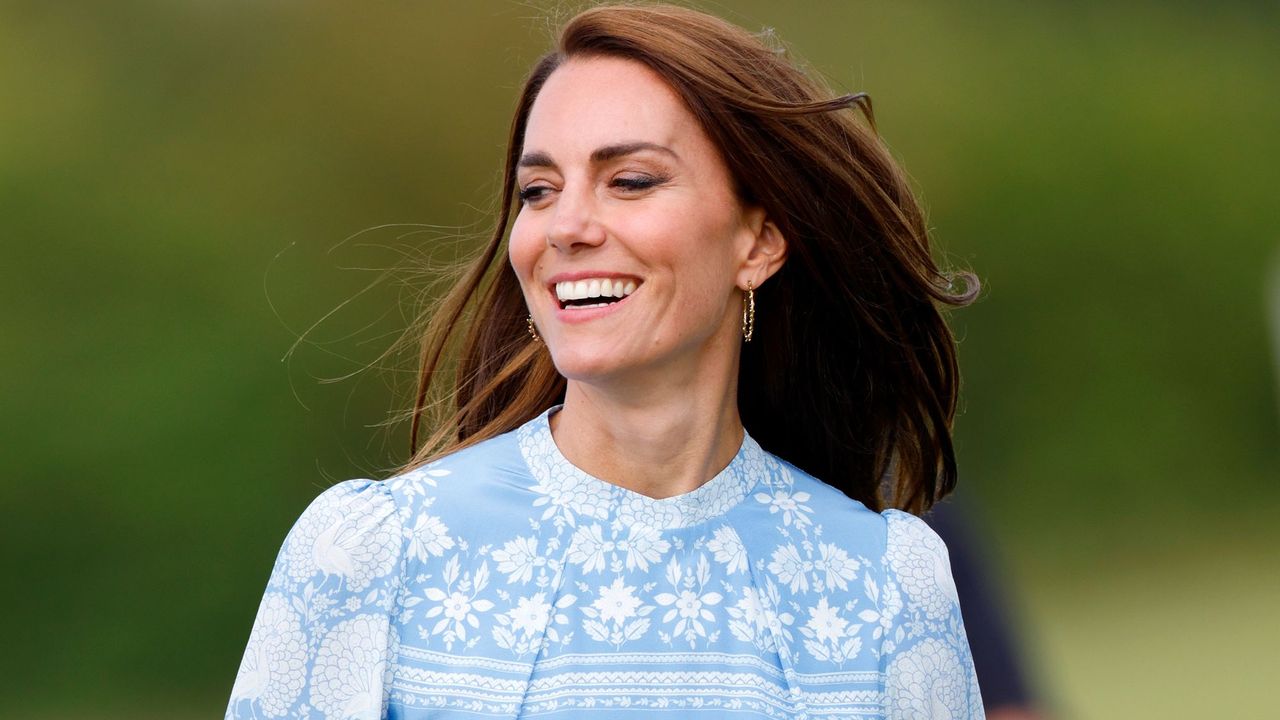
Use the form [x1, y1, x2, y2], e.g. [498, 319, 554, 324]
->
[515, 404, 768, 530]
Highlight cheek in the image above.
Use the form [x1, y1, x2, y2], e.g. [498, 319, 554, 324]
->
[507, 215, 542, 279]
[666, 222, 741, 290]
[655, 240, 738, 331]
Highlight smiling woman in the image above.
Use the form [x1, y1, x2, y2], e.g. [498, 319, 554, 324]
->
[508, 55, 786, 456]
[227, 4, 983, 719]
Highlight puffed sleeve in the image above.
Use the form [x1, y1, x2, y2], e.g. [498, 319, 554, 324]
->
[226, 479, 406, 720]
[880, 509, 985, 719]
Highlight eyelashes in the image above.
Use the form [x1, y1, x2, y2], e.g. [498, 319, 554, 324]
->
[517, 174, 671, 204]
[611, 174, 669, 191]
[518, 186, 549, 203]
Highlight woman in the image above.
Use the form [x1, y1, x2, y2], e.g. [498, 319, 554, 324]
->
[227, 4, 983, 719]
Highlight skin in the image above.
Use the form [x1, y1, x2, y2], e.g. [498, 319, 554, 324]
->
[508, 56, 787, 499]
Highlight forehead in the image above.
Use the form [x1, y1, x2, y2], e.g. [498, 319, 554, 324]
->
[522, 56, 702, 156]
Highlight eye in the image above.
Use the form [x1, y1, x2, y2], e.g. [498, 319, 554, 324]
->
[517, 184, 553, 204]
[611, 174, 669, 192]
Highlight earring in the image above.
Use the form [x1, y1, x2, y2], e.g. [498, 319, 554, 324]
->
[527, 314, 541, 343]
[742, 281, 755, 343]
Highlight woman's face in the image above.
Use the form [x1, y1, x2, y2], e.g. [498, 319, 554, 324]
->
[509, 56, 775, 384]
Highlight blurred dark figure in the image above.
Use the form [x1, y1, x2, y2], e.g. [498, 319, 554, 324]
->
[926, 500, 1051, 720]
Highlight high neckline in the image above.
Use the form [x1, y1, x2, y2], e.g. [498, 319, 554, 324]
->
[515, 404, 768, 530]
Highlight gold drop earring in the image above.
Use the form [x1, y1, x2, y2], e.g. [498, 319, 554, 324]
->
[741, 281, 755, 343]
[527, 314, 541, 344]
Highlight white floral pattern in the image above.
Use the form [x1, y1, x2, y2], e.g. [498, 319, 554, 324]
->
[582, 577, 653, 648]
[491, 535, 542, 585]
[706, 525, 748, 575]
[886, 637, 966, 719]
[815, 542, 861, 592]
[566, 522, 671, 574]
[753, 487, 814, 528]
[227, 480, 405, 720]
[885, 510, 961, 620]
[653, 555, 724, 648]
[311, 615, 398, 720]
[405, 514, 454, 562]
[280, 483, 399, 593]
[422, 556, 496, 650]
[228, 594, 306, 718]
[228, 407, 984, 719]
[800, 596, 862, 663]
[494, 592, 576, 656]
[522, 412, 763, 530]
[726, 580, 795, 653]
[767, 542, 811, 593]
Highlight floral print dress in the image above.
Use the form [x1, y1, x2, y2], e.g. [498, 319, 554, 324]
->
[227, 405, 984, 719]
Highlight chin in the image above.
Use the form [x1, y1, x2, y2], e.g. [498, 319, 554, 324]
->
[548, 345, 640, 383]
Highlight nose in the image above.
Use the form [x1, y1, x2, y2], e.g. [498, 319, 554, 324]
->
[546, 182, 606, 253]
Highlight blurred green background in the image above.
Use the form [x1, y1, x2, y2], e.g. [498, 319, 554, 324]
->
[3, 1, 1276, 717]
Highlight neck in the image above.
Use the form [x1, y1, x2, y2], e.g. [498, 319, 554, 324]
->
[549, 338, 744, 500]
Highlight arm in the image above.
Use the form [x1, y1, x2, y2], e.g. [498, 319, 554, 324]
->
[880, 509, 985, 719]
[226, 479, 405, 720]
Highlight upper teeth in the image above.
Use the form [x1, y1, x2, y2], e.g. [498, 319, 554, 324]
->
[555, 278, 639, 302]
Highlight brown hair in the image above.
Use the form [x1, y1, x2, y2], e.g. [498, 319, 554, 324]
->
[402, 3, 977, 515]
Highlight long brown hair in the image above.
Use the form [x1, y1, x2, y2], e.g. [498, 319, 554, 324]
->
[401, 3, 977, 515]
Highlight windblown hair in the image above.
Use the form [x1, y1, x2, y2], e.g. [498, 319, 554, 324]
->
[402, 3, 977, 515]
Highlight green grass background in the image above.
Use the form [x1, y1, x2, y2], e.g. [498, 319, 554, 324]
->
[2, 1, 1276, 717]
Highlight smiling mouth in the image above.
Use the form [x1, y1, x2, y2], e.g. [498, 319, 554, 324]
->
[553, 277, 640, 310]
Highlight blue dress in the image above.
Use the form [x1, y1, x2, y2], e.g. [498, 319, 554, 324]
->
[227, 405, 984, 719]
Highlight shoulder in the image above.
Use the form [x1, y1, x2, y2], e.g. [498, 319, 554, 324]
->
[375, 427, 550, 571]
[285, 477, 401, 548]
[746, 456, 960, 610]
[754, 454, 888, 551]
[268, 478, 403, 595]
[388, 426, 524, 488]
[878, 507, 961, 624]
[881, 507, 950, 561]
[877, 508, 982, 717]
[758, 455, 954, 561]
[270, 428, 536, 596]
[381, 426, 529, 516]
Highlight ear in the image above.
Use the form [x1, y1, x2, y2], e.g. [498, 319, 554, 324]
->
[737, 206, 788, 289]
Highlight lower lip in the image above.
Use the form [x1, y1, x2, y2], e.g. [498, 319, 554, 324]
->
[552, 288, 636, 324]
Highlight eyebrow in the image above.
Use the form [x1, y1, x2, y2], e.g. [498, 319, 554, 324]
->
[517, 141, 679, 170]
